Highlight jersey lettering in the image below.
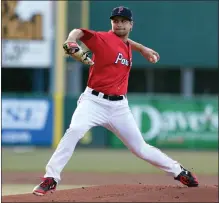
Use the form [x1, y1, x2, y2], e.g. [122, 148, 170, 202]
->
[115, 53, 130, 66]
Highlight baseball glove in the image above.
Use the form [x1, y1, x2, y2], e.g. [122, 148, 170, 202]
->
[63, 42, 94, 65]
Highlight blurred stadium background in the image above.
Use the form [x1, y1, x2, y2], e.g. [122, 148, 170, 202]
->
[2, 0, 218, 196]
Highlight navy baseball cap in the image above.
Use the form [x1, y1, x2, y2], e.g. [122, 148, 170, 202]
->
[110, 6, 133, 21]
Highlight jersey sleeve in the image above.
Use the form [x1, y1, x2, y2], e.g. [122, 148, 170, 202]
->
[79, 28, 96, 41]
[78, 28, 99, 52]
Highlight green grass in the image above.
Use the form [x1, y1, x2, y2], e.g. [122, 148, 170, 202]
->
[2, 148, 218, 175]
[2, 184, 89, 196]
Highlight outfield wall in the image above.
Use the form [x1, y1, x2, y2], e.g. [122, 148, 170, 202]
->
[2, 94, 218, 150]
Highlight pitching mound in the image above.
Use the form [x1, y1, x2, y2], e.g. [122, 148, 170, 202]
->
[2, 184, 218, 202]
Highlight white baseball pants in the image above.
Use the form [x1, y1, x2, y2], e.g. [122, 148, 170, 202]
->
[44, 87, 182, 182]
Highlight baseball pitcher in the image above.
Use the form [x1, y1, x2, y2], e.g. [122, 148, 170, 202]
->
[33, 6, 198, 196]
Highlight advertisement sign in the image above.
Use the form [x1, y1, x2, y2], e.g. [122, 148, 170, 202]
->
[109, 97, 218, 149]
[2, 1, 53, 67]
[2, 98, 53, 146]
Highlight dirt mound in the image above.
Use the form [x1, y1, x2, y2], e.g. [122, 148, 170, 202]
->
[2, 184, 218, 202]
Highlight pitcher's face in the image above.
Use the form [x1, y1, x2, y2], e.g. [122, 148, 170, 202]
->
[111, 16, 133, 37]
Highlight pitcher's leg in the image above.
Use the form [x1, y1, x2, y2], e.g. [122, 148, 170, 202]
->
[33, 95, 111, 196]
[44, 127, 89, 182]
[44, 98, 103, 182]
[109, 110, 182, 177]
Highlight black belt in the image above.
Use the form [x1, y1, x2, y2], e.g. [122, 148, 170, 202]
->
[91, 90, 124, 101]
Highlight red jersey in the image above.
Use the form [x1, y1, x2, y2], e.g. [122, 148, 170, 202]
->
[79, 29, 132, 96]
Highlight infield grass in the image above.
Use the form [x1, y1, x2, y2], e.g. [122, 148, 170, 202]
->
[2, 148, 218, 175]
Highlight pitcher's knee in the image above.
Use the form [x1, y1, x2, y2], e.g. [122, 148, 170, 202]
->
[59, 126, 86, 152]
[65, 125, 86, 140]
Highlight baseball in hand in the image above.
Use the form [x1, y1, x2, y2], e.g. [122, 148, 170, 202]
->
[149, 54, 158, 63]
